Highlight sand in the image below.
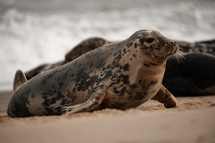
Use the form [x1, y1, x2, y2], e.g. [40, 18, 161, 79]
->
[0, 91, 215, 143]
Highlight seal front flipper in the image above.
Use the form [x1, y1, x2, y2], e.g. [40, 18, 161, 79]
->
[152, 85, 178, 108]
[63, 89, 107, 115]
[13, 70, 27, 92]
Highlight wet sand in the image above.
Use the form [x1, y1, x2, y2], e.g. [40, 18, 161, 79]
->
[0, 91, 215, 143]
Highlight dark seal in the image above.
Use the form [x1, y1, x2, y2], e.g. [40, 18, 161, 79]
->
[163, 53, 215, 96]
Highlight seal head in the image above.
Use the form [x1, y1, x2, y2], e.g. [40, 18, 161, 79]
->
[134, 30, 178, 65]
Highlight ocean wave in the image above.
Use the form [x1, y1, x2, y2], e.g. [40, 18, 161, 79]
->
[0, 3, 215, 90]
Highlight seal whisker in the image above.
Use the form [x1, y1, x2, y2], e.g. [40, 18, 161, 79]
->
[175, 50, 185, 63]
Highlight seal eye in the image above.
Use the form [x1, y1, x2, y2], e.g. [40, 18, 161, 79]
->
[145, 38, 154, 44]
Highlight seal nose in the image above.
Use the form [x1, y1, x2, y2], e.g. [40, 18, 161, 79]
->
[168, 41, 179, 55]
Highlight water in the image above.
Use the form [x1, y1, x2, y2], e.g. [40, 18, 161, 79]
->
[0, 0, 215, 91]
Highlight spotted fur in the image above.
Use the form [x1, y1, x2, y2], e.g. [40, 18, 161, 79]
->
[8, 30, 178, 117]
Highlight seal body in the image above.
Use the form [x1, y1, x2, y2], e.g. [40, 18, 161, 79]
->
[8, 30, 178, 117]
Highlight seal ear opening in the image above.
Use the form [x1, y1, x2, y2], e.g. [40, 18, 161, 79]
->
[13, 70, 27, 92]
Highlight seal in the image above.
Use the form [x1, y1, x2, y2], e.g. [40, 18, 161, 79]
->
[163, 53, 215, 96]
[8, 29, 178, 117]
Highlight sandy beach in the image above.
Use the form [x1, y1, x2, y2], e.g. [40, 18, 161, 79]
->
[0, 0, 215, 142]
[0, 91, 215, 143]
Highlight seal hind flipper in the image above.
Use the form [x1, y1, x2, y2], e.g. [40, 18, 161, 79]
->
[152, 85, 178, 108]
[63, 89, 106, 115]
[13, 70, 27, 92]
